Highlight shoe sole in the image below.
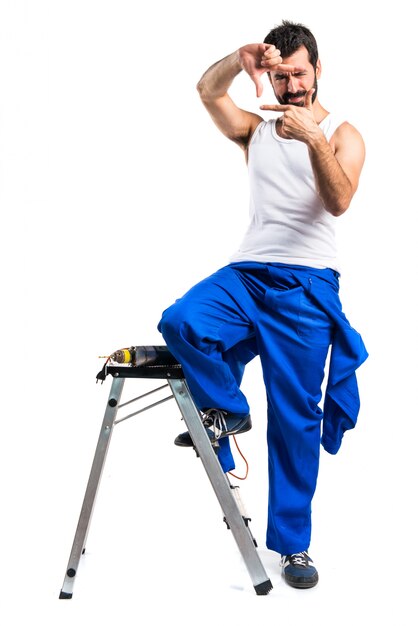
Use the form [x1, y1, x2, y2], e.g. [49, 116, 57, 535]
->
[174, 416, 252, 447]
[283, 573, 319, 589]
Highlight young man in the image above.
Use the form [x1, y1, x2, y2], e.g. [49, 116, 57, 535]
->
[158, 20, 368, 589]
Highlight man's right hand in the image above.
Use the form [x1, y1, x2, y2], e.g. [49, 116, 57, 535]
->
[238, 44, 301, 97]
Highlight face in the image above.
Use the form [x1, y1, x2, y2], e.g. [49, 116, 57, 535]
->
[269, 45, 321, 107]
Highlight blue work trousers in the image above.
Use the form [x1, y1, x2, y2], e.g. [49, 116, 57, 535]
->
[158, 262, 338, 555]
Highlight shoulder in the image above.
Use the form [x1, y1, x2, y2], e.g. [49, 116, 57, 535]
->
[330, 120, 365, 155]
[250, 117, 271, 138]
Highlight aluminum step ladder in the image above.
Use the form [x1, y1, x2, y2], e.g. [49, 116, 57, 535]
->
[59, 346, 272, 598]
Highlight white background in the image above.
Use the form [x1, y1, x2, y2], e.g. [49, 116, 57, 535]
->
[1, 1, 416, 624]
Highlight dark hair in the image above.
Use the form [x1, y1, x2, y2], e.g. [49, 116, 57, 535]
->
[264, 20, 319, 68]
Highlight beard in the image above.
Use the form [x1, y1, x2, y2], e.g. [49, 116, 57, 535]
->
[278, 76, 318, 107]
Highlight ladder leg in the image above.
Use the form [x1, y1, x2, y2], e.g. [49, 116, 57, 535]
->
[59, 376, 125, 598]
[168, 378, 272, 595]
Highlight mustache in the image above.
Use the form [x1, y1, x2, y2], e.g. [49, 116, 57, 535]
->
[282, 90, 307, 103]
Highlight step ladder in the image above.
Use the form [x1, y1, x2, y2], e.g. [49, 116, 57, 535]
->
[59, 345, 272, 598]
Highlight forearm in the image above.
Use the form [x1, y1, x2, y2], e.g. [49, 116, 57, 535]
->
[307, 135, 353, 216]
[196, 51, 242, 101]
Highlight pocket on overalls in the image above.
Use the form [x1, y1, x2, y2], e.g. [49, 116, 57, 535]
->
[298, 290, 334, 346]
[264, 284, 304, 337]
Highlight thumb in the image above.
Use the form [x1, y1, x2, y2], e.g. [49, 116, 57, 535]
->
[305, 88, 315, 108]
[251, 73, 264, 98]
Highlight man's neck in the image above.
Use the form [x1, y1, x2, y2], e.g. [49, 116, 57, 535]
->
[313, 100, 329, 124]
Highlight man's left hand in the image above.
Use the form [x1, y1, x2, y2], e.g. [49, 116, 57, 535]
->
[260, 89, 321, 143]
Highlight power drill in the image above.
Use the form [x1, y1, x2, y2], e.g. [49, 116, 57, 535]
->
[109, 345, 178, 367]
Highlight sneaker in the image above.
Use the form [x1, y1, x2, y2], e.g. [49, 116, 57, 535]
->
[280, 551, 319, 589]
[174, 409, 252, 447]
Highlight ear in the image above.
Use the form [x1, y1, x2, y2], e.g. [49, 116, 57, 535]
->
[315, 59, 322, 79]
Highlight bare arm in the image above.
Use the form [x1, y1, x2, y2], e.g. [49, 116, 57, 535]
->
[308, 122, 365, 216]
[197, 44, 302, 150]
[261, 90, 365, 216]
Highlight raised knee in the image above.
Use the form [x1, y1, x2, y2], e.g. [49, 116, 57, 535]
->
[158, 304, 183, 342]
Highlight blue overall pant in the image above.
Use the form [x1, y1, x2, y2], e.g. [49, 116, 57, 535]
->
[158, 262, 346, 555]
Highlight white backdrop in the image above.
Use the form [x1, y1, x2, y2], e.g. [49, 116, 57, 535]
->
[1, 1, 416, 624]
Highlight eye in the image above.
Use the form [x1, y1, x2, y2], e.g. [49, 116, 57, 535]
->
[274, 74, 286, 81]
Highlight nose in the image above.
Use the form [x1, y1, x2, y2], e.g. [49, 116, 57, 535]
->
[286, 75, 298, 93]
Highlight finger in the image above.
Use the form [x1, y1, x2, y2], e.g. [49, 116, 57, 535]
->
[262, 43, 280, 57]
[262, 62, 305, 74]
[261, 54, 284, 68]
[253, 75, 264, 98]
[261, 45, 283, 66]
[305, 88, 315, 108]
[259, 104, 290, 112]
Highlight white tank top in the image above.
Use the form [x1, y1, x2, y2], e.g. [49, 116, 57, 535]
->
[230, 114, 344, 271]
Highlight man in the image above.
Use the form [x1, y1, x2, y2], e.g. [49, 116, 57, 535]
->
[158, 20, 368, 589]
